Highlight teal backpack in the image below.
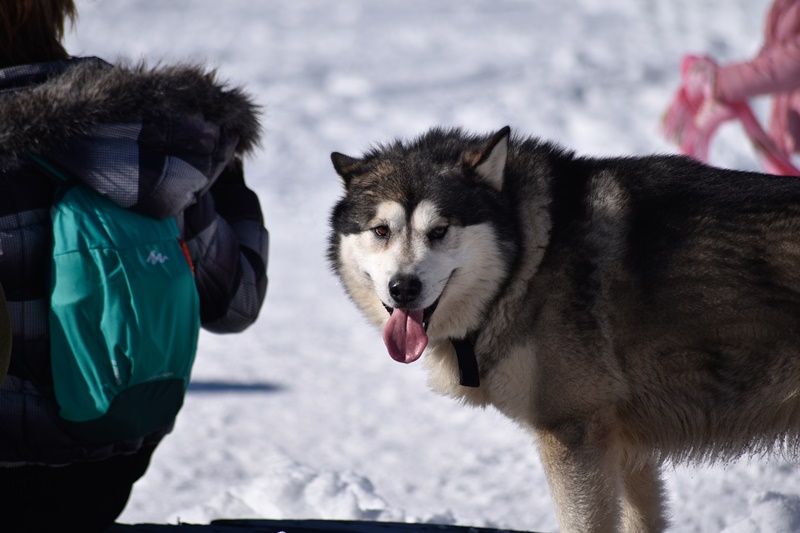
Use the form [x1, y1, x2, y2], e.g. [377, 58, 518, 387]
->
[32, 155, 201, 443]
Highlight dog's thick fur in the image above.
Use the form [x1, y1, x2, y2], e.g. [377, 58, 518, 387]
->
[328, 126, 800, 532]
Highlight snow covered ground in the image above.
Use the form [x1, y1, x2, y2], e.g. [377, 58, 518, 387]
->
[66, 1, 800, 531]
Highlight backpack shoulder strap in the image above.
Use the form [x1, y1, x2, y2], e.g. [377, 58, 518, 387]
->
[27, 153, 71, 183]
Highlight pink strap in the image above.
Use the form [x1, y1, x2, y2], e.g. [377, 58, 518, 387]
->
[733, 102, 800, 176]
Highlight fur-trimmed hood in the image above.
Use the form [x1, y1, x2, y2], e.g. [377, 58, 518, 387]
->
[0, 57, 261, 172]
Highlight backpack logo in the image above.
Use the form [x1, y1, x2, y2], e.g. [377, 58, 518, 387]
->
[146, 250, 169, 265]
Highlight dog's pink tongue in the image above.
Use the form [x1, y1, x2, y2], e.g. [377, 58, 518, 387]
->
[382, 308, 428, 364]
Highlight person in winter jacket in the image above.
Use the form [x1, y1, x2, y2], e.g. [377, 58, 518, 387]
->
[668, 0, 800, 164]
[0, 2, 269, 531]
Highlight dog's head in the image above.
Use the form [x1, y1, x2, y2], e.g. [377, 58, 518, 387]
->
[328, 127, 517, 364]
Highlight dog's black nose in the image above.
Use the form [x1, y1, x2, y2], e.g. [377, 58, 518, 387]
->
[388, 275, 422, 306]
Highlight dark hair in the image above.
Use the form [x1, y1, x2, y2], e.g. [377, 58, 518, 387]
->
[0, 0, 77, 68]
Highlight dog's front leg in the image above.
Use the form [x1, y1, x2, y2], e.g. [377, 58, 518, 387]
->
[535, 418, 623, 533]
[620, 459, 668, 532]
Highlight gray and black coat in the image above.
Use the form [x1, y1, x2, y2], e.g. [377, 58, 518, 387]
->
[0, 57, 268, 466]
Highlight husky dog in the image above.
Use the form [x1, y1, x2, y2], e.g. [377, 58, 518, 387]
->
[327, 126, 800, 532]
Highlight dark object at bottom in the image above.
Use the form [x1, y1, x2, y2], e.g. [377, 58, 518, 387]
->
[110, 519, 538, 533]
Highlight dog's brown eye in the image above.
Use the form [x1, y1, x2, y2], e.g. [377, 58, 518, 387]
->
[429, 226, 449, 240]
[373, 225, 390, 238]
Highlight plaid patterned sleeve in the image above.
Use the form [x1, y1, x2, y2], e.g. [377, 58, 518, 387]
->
[182, 182, 268, 333]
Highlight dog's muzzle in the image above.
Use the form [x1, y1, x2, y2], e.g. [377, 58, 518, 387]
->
[384, 273, 444, 330]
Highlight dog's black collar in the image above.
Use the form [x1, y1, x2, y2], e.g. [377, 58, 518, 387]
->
[451, 333, 480, 388]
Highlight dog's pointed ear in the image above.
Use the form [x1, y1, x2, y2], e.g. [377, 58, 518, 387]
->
[462, 126, 510, 191]
[331, 152, 362, 188]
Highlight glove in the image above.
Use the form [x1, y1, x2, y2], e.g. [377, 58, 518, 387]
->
[182, 190, 216, 241]
[211, 158, 264, 224]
